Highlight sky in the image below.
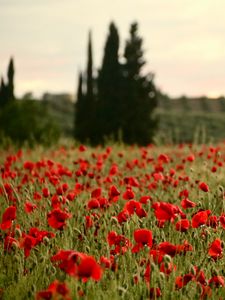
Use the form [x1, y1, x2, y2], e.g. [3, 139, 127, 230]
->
[0, 0, 225, 99]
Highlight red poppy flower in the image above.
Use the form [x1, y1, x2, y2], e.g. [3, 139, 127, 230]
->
[193, 267, 207, 285]
[175, 274, 194, 289]
[100, 256, 111, 269]
[117, 210, 130, 223]
[199, 182, 209, 192]
[208, 276, 225, 287]
[24, 201, 37, 213]
[4, 236, 19, 252]
[36, 280, 71, 300]
[132, 229, 153, 253]
[51, 250, 84, 276]
[125, 176, 140, 187]
[91, 188, 102, 198]
[87, 198, 100, 209]
[200, 285, 212, 299]
[187, 154, 195, 162]
[124, 200, 140, 214]
[179, 189, 189, 199]
[109, 164, 118, 176]
[20, 234, 37, 257]
[192, 210, 211, 228]
[33, 191, 42, 201]
[160, 261, 176, 275]
[175, 219, 190, 232]
[158, 153, 170, 163]
[0, 206, 16, 230]
[181, 198, 196, 209]
[144, 263, 151, 283]
[150, 287, 161, 299]
[28, 227, 55, 244]
[208, 238, 223, 260]
[77, 255, 102, 282]
[85, 216, 93, 229]
[47, 208, 72, 230]
[152, 202, 182, 223]
[42, 187, 50, 198]
[140, 196, 151, 204]
[219, 214, 225, 229]
[78, 144, 86, 152]
[123, 188, 135, 200]
[109, 185, 120, 199]
[107, 231, 131, 255]
[176, 240, 193, 254]
[207, 215, 218, 228]
[23, 161, 35, 171]
[149, 250, 164, 264]
[157, 242, 177, 257]
[211, 166, 217, 172]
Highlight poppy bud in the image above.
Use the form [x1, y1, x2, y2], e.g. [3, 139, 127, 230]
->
[163, 254, 172, 263]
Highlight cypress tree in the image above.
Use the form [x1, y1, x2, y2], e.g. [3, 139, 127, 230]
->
[75, 32, 96, 144]
[87, 31, 94, 100]
[97, 22, 123, 142]
[7, 57, 15, 101]
[74, 72, 85, 142]
[0, 77, 8, 108]
[122, 22, 157, 145]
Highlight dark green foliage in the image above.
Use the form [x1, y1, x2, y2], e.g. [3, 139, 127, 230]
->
[0, 77, 8, 107]
[0, 57, 15, 109]
[122, 22, 158, 145]
[156, 110, 225, 144]
[0, 100, 60, 147]
[43, 96, 74, 137]
[7, 57, 15, 101]
[74, 32, 98, 144]
[87, 31, 94, 100]
[97, 22, 123, 143]
[74, 22, 158, 145]
[74, 72, 85, 141]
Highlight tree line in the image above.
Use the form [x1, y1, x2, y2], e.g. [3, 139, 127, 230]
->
[0, 21, 158, 146]
[74, 21, 158, 145]
[0, 58, 60, 146]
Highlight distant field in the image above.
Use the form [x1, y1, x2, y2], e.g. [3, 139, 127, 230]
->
[44, 95, 225, 143]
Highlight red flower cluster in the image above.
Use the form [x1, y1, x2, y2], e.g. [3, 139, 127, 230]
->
[51, 250, 102, 282]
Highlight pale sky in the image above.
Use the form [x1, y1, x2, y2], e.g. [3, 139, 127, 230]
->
[1, 0, 225, 98]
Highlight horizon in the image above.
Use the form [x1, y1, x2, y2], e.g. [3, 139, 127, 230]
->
[1, 0, 225, 99]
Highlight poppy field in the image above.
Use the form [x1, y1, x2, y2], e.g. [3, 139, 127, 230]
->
[0, 142, 225, 299]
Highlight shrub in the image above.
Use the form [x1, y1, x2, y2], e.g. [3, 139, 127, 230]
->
[0, 100, 60, 147]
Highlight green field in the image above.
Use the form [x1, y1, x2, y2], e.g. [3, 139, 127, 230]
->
[0, 142, 225, 299]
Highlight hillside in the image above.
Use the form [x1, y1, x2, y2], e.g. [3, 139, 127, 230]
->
[25, 93, 225, 144]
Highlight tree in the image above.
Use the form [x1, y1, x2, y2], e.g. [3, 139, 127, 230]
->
[74, 72, 85, 141]
[0, 77, 7, 108]
[0, 57, 15, 109]
[97, 22, 123, 142]
[87, 31, 94, 100]
[122, 22, 157, 145]
[6, 57, 15, 101]
[74, 31, 97, 143]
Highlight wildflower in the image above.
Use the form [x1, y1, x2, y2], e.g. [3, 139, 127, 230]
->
[0, 206, 16, 230]
[199, 182, 209, 192]
[208, 238, 223, 260]
[192, 210, 211, 228]
[36, 280, 71, 300]
[208, 276, 225, 287]
[47, 208, 72, 230]
[175, 219, 190, 232]
[132, 229, 153, 253]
